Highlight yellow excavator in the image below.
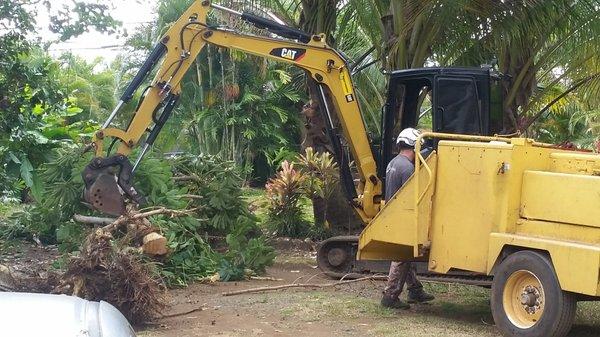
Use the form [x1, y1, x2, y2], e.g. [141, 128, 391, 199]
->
[82, 2, 600, 336]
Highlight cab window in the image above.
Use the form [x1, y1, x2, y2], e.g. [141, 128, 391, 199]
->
[434, 77, 482, 134]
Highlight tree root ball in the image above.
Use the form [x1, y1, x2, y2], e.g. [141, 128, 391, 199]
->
[58, 229, 167, 324]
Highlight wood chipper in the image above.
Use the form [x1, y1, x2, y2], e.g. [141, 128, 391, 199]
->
[358, 133, 600, 337]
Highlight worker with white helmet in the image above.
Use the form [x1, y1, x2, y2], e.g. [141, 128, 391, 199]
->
[381, 128, 435, 309]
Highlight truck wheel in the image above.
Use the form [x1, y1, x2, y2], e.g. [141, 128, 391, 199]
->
[491, 251, 576, 337]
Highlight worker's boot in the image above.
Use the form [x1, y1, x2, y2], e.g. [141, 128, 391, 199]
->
[381, 295, 410, 309]
[407, 288, 435, 304]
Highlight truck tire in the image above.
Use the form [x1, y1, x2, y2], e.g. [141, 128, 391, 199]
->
[491, 250, 576, 337]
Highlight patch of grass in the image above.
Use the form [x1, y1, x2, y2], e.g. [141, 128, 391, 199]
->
[280, 306, 295, 318]
[422, 283, 491, 317]
[576, 301, 600, 323]
[242, 188, 270, 225]
[297, 196, 314, 224]
[229, 281, 600, 337]
[274, 253, 316, 266]
[273, 286, 499, 336]
[371, 316, 498, 337]
[571, 302, 600, 337]
[0, 238, 22, 255]
[242, 188, 269, 223]
[276, 291, 396, 322]
[324, 296, 397, 319]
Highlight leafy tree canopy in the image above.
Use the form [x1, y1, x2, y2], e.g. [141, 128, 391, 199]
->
[0, 0, 121, 198]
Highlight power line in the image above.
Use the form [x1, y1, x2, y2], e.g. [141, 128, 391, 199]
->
[48, 44, 128, 51]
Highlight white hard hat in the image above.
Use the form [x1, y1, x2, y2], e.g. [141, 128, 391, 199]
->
[396, 128, 422, 147]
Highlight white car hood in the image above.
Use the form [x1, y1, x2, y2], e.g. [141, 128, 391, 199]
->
[0, 292, 136, 337]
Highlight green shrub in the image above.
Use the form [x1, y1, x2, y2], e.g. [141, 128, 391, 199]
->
[173, 153, 252, 233]
[6, 145, 91, 245]
[296, 147, 339, 228]
[264, 148, 341, 238]
[153, 216, 220, 287]
[165, 154, 274, 284]
[0, 203, 27, 253]
[221, 217, 276, 280]
[265, 161, 310, 237]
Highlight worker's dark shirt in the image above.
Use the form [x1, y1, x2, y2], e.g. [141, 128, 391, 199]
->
[385, 153, 414, 200]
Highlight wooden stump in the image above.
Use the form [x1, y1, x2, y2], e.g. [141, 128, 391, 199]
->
[142, 233, 168, 256]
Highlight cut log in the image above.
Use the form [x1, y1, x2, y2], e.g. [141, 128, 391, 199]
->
[142, 232, 168, 256]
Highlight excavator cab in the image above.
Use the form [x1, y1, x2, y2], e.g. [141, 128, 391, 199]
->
[318, 67, 505, 278]
[377, 67, 504, 180]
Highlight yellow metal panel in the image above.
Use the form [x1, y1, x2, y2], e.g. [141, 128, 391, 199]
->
[521, 171, 600, 228]
[516, 219, 600, 244]
[498, 141, 552, 234]
[428, 142, 512, 274]
[357, 153, 437, 261]
[417, 159, 436, 248]
[550, 152, 600, 175]
[488, 233, 600, 296]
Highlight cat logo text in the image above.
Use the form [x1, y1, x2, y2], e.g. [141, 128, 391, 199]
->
[269, 48, 306, 62]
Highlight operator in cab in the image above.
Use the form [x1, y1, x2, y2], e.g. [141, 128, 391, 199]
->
[381, 128, 435, 309]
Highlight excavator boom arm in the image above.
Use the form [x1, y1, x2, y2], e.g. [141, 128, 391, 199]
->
[84, 0, 381, 221]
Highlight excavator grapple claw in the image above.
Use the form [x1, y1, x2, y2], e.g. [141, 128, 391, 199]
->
[83, 173, 126, 216]
[82, 155, 146, 216]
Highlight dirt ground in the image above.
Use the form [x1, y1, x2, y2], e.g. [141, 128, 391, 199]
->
[140, 251, 600, 337]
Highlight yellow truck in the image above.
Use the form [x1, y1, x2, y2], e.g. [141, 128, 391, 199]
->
[80, 2, 599, 336]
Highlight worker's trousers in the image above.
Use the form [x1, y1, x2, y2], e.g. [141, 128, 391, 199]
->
[383, 261, 422, 299]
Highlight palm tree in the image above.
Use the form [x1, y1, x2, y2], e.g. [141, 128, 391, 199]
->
[346, 0, 599, 133]
[448, 1, 599, 133]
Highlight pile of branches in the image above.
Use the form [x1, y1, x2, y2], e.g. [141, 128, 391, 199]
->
[57, 207, 197, 322]
[14, 208, 187, 323]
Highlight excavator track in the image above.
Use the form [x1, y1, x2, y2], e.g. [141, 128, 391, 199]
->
[317, 236, 493, 287]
